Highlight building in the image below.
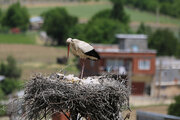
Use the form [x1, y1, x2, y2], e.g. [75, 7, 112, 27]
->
[153, 57, 180, 97]
[30, 16, 43, 30]
[81, 34, 156, 95]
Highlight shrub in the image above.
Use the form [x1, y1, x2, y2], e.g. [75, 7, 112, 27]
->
[0, 56, 22, 96]
[0, 78, 20, 95]
[0, 56, 21, 79]
[168, 95, 180, 116]
[0, 88, 4, 100]
[0, 104, 6, 116]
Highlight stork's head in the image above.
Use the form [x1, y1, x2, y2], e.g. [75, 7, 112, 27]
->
[66, 38, 72, 43]
[66, 38, 72, 59]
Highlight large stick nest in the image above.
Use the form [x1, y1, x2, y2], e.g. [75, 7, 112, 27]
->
[23, 73, 130, 120]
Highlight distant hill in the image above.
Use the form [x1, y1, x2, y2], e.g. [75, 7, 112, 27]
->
[124, 0, 180, 18]
[25, 2, 180, 26]
[1, 1, 179, 32]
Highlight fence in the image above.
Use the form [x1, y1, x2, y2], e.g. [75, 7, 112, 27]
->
[136, 110, 180, 120]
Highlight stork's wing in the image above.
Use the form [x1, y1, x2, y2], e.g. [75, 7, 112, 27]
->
[77, 41, 94, 53]
[85, 49, 100, 60]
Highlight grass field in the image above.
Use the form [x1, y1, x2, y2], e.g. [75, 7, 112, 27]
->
[26, 2, 180, 26]
[0, 44, 79, 80]
[125, 7, 180, 26]
[0, 32, 36, 44]
[28, 3, 112, 19]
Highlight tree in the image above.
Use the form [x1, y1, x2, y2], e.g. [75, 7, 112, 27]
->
[2, 2, 29, 31]
[175, 44, 180, 58]
[148, 29, 178, 56]
[0, 8, 2, 23]
[91, 9, 111, 21]
[69, 23, 86, 40]
[0, 56, 21, 79]
[123, 0, 180, 18]
[91, 0, 130, 24]
[42, 7, 78, 45]
[110, 0, 130, 24]
[137, 22, 152, 35]
[81, 0, 130, 44]
[84, 18, 130, 44]
[168, 95, 180, 116]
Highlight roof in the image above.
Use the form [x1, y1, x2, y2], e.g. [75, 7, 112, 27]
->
[115, 34, 147, 39]
[96, 48, 156, 54]
[93, 44, 156, 54]
[30, 16, 43, 23]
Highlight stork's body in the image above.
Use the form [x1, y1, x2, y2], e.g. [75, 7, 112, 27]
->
[66, 38, 100, 78]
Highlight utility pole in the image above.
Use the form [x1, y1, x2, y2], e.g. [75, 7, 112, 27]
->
[156, 6, 160, 26]
[157, 58, 162, 98]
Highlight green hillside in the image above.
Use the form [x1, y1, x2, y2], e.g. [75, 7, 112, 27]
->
[125, 7, 180, 26]
[27, 2, 180, 26]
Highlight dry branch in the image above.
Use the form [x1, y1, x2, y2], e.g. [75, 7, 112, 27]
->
[23, 73, 131, 120]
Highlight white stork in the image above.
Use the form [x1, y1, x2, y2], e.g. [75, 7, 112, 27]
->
[66, 38, 100, 78]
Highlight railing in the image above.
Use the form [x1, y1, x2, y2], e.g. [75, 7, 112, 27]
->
[136, 110, 180, 120]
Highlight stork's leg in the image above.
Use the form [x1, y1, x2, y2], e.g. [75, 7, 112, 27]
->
[80, 59, 85, 79]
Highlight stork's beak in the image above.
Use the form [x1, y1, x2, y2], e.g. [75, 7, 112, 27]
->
[67, 44, 70, 59]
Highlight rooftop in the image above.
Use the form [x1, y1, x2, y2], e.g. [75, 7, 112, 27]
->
[30, 16, 43, 23]
[93, 44, 156, 53]
[115, 34, 147, 39]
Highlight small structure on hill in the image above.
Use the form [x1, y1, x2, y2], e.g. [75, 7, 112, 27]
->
[0, 75, 5, 82]
[30, 16, 43, 30]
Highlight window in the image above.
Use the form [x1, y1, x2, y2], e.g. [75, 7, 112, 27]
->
[138, 60, 150, 70]
[132, 45, 139, 52]
[119, 39, 125, 49]
[90, 61, 95, 67]
[106, 59, 125, 73]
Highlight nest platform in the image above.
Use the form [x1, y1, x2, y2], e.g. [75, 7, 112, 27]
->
[23, 73, 131, 120]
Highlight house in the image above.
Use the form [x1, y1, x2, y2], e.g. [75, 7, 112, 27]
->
[80, 34, 156, 95]
[153, 57, 180, 97]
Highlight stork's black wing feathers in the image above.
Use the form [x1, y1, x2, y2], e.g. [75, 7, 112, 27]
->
[85, 49, 100, 60]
